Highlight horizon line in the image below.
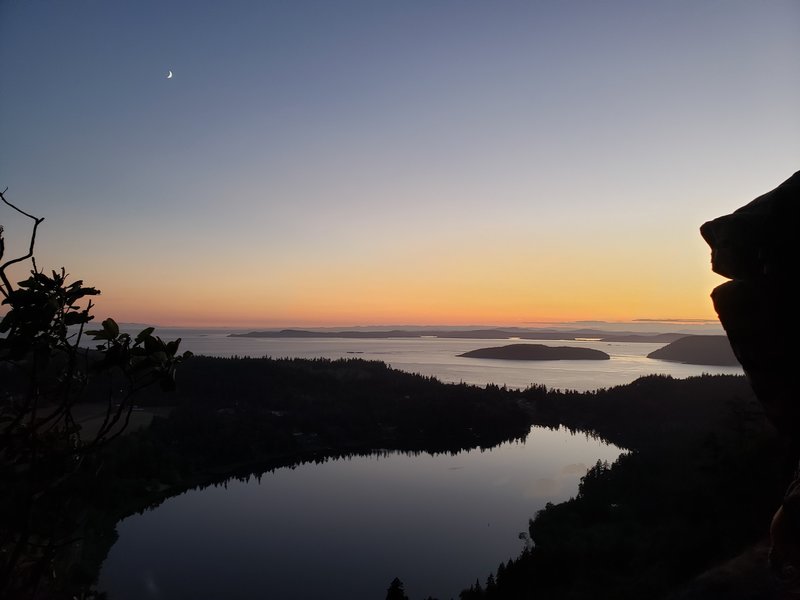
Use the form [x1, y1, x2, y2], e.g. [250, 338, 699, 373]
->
[115, 319, 723, 331]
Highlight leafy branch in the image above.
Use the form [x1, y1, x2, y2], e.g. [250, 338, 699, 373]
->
[0, 189, 190, 596]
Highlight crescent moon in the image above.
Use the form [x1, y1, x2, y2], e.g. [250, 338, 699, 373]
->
[166, 70, 173, 79]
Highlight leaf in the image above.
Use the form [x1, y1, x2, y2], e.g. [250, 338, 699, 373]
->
[143, 335, 161, 354]
[86, 329, 108, 340]
[64, 312, 89, 326]
[102, 318, 119, 338]
[135, 327, 155, 344]
[166, 339, 180, 356]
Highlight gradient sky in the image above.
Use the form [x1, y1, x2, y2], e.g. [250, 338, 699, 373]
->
[1, 1, 798, 327]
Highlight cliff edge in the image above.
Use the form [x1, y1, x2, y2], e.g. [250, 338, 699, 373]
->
[701, 170, 800, 585]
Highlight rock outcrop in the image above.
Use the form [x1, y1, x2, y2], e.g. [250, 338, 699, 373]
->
[701, 171, 800, 437]
[701, 170, 800, 579]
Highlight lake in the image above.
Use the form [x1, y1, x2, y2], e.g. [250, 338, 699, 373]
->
[99, 426, 622, 600]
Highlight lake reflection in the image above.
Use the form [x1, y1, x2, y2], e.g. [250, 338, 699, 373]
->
[99, 426, 621, 600]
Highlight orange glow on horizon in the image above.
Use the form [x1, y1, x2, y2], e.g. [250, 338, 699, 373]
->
[79, 239, 725, 327]
[3, 212, 727, 329]
[88, 277, 722, 328]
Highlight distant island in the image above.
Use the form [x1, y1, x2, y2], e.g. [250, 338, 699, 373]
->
[647, 335, 740, 366]
[459, 344, 610, 361]
[230, 328, 686, 343]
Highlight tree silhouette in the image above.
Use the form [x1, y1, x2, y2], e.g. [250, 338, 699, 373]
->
[386, 576, 410, 600]
[0, 189, 189, 596]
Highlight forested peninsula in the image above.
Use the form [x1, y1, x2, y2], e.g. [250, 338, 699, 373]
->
[647, 335, 740, 366]
[460, 374, 784, 600]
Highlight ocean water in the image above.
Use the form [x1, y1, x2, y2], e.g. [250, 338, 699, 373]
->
[144, 327, 742, 392]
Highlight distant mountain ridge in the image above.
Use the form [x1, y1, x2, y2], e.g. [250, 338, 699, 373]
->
[230, 328, 685, 343]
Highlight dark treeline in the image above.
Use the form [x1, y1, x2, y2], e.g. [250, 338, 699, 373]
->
[94, 355, 532, 508]
[458, 375, 789, 599]
[526, 374, 764, 449]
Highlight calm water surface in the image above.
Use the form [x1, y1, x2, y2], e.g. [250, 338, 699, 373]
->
[99, 426, 621, 600]
[147, 328, 742, 392]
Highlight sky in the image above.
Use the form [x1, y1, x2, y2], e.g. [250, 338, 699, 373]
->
[1, 0, 798, 327]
